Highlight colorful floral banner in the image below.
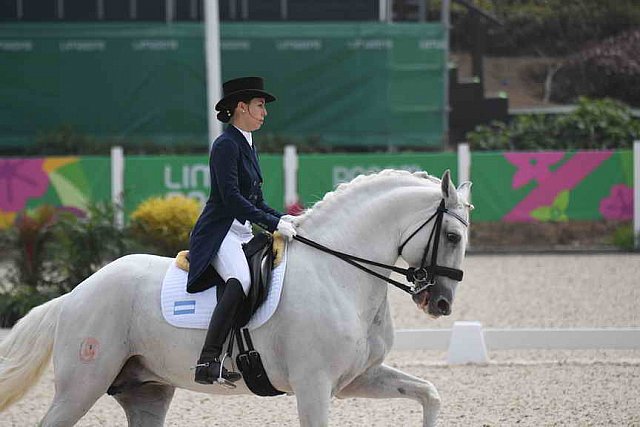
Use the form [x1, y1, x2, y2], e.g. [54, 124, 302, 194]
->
[0, 157, 110, 229]
[0, 150, 633, 229]
[471, 150, 633, 222]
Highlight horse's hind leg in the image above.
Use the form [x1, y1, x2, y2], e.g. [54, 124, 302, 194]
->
[40, 352, 129, 426]
[109, 356, 175, 426]
[40, 326, 130, 425]
[112, 383, 175, 427]
[337, 364, 441, 427]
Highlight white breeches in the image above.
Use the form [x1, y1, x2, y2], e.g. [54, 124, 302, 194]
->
[211, 220, 253, 295]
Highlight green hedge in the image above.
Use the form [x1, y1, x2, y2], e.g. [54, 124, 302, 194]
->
[466, 97, 640, 151]
[0, 203, 137, 327]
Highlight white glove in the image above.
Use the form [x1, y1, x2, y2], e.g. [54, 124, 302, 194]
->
[280, 214, 297, 223]
[277, 219, 297, 241]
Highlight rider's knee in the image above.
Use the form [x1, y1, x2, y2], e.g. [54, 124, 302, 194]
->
[237, 271, 251, 296]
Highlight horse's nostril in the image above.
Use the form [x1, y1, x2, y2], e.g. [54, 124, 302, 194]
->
[437, 298, 451, 315]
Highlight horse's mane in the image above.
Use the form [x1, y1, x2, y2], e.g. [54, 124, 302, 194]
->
[294, 169, 440, 225]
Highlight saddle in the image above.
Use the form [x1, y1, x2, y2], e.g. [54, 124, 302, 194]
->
[237, 231, 276, 327]
[175, 231, 284, 327]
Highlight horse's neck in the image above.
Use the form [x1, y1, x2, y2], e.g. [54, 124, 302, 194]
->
[299, 184, 438, 261]
[296, 184, 438, 311]
[299, 190, 404, 267]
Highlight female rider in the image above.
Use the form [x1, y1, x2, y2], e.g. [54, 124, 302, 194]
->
[186, 76, 297, 385]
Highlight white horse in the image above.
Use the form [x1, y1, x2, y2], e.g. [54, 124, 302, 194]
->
[0, 169, 472, 427]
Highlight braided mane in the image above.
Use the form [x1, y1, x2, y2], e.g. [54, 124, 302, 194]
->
[293, 169, 440, 226]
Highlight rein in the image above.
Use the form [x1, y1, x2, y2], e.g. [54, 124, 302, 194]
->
[291, 199, 468, 296]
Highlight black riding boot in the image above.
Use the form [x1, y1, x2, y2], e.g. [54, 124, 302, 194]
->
[194, 278, 245, 385]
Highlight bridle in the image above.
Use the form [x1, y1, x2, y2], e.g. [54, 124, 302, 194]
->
[292, 199, 469, 296]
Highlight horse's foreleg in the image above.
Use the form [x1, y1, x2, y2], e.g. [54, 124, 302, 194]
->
[292, 378, 332, 427]
[337, 363, 441, 427]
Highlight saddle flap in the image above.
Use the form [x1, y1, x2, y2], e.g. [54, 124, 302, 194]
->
[236, 231, 275, 327]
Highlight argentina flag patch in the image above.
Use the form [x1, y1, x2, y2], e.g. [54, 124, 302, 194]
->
[173, 300, 196, 315]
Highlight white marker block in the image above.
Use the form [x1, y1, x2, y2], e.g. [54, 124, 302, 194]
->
[447, 321, 489, 365]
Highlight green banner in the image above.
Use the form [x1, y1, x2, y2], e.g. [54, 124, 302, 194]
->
[124, 154, 284, 216]
[0, 24, 207, 147]
[222, 23, 447, 147]
[297, 153, 457, 206]
[0, 22, 446, 149]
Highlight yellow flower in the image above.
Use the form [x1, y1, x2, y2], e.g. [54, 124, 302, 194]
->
[0, 210, 17, 229]
[130, 195, 201, 256]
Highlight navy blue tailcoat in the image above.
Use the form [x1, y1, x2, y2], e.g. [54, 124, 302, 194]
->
[186, 125, 282, 293]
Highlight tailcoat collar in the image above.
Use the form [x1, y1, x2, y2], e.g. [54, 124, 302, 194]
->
[224, 125, 262, 180]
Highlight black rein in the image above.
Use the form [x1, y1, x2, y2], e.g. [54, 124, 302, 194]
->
[291, 199, 466, 296]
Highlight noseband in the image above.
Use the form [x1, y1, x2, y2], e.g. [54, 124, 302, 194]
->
[398, 199, 468, 294]
[292, 199, 469, 296]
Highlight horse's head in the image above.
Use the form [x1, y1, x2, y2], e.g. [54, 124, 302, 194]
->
[401, 170, 472, 318]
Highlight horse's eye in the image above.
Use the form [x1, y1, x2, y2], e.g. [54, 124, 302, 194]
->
[446, 232, 461, 243]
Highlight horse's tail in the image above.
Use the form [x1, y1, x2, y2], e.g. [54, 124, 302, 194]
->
[0, 294, 66, 412]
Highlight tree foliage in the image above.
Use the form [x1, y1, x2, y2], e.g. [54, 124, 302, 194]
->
[449, 0, 640, 56]
[551, 29, 640, 106]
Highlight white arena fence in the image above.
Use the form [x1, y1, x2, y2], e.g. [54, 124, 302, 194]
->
[395, 326, 640, 351]
[395, 322, 640, 364]
[2, 323, 639, 366]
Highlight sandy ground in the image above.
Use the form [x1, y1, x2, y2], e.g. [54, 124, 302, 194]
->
[2, 253, 640, 426]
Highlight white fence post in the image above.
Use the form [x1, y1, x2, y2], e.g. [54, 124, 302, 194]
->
[204, 0, 222, 149]
[111, 146, 124, 230]
[458, 142, 471, 246]
[283, 145, 299, 212]
[634, 140, 640, 250]
[447, 321, 489, 365]
[457, 142, 470, 185]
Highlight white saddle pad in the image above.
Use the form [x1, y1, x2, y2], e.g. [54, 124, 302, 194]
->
[161, 246, 287, 331]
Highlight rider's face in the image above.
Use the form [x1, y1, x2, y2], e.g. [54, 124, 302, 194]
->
[238, 98, 267, 132]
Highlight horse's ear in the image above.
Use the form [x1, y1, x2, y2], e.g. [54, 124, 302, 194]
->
[457, 181, 472, 204]
[441, 169, 458, 206]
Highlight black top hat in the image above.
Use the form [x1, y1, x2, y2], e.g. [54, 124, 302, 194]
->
[214, 76, 276, 111]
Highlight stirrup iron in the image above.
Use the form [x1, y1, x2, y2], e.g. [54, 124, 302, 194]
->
[216, 353, 237, 389]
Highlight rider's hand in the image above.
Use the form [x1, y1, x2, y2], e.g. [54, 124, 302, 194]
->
[280, 214, 297, 223]
[276, 219, 297, 241]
